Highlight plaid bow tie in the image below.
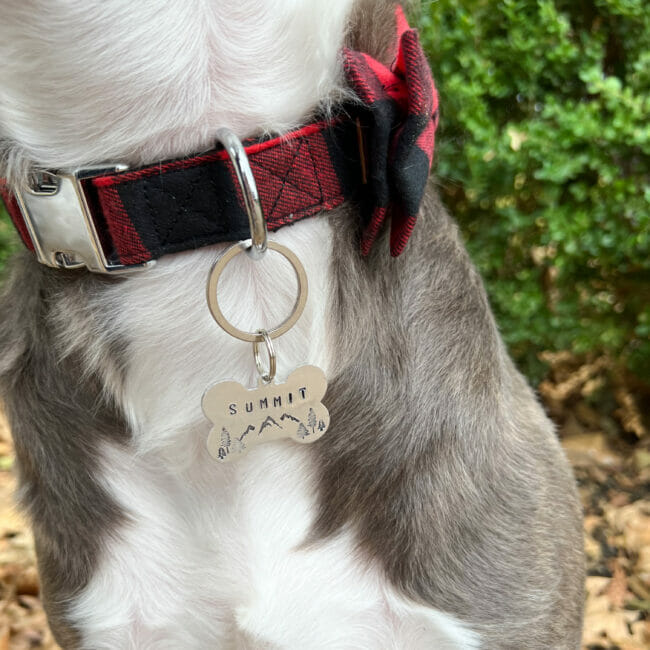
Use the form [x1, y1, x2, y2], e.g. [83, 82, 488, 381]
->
[344, 6, 439, 256]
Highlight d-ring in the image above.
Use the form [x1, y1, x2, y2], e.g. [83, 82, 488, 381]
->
[253, 330, 276, 384]
[206, 240, 308, 342]
[215, 128, 267, 260]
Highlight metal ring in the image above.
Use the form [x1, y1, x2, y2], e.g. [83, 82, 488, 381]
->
[253, 329, 276, 384]
[206, 240, 308, 342]
[215, 127, 268, 260]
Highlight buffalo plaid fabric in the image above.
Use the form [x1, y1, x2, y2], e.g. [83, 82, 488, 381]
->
[0, 6, 439, 266]
[344, 6, 439, 255]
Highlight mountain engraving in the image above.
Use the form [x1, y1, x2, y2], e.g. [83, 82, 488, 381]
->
[203, 365, 330, 463]
[259, 416, 282, 435]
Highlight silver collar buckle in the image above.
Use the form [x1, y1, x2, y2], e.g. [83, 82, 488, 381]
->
[14, 166, 154, 274]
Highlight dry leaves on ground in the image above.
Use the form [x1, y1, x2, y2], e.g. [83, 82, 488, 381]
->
[547, 354, 650, 650]
[0, 412, 59, 650]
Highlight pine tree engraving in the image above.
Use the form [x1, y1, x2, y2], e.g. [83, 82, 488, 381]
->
[217, 426, 232, 459]
[297, 422, 309, 439]
[307, 408, 317, 433]
[221, 427, 231, 449]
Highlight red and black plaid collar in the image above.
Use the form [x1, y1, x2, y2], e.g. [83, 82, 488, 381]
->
[0, 6, 438, 272]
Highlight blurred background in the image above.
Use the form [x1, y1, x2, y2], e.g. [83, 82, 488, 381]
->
[0, 0, 648, 647]
[419, 2, 649, 646]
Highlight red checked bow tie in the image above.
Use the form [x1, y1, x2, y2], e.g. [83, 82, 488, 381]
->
[0, 6, 438, 271]
[344, 6, 439, 255]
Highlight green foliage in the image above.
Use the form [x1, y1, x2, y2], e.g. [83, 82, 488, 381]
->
[0, 204, 18, 279]
[417, 0, 650, 382]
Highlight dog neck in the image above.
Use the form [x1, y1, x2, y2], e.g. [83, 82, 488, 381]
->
[2, 2, 436, 270]
[0, 0, 368, 183]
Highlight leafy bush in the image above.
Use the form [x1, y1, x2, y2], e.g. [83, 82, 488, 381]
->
[417, 0, 650, 384]
[0, 204, 18, 278]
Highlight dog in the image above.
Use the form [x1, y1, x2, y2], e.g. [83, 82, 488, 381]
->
[0, 1, 584, 648]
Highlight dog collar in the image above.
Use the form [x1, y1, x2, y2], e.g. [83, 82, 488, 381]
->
[0, 7, 438, 273]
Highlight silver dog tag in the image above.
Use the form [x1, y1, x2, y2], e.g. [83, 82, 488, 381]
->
[203, 365, 329, 462]
[203, 134, 329, 463]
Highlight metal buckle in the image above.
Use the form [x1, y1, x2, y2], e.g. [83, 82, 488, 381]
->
[13, 166, 155, 273]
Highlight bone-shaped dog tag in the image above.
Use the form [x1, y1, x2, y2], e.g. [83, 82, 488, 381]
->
[203, 365, 329, 462]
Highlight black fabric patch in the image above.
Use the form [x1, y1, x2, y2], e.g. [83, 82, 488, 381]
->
[115, 162, 250, 259]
